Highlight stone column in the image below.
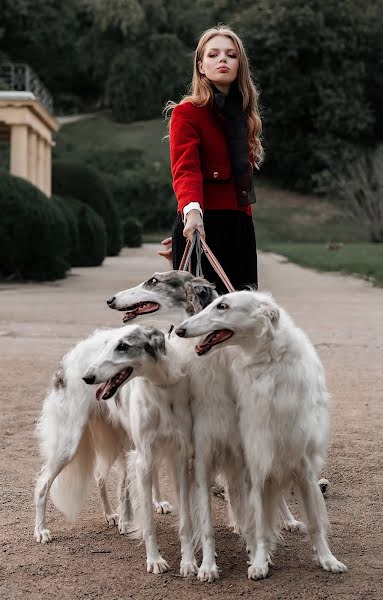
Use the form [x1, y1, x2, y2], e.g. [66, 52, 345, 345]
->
[10, 124, 28, 179]
[28, 129, 38, 185]
[45, 140, 52, 197]
[36, 135, 45, 194]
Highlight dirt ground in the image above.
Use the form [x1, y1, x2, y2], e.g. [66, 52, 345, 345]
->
[1, 245, 382, 600]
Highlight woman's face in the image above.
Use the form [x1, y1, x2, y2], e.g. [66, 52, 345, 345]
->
[198, 35, 239, 93]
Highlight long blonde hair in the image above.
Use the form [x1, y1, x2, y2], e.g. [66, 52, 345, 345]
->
[165, 25, 263, 167]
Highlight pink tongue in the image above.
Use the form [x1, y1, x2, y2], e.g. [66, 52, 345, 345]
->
[139, 302, 158, 313]
[96, 381, 110, 401]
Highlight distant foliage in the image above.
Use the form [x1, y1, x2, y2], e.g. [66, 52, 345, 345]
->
[2, 0, 382, 193]
[52, 161, 122, 256]
[330, 145, 383, 243]
[123, 217, 143, 247]
[234, 0, 382, 189]
[0, 172, 69, 280]
[54, 195, 107, 266]
[107, 34, 190, 122]
[107, 165, 175, 232]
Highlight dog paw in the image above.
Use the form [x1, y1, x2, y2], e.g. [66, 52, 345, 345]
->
[147, 556, 170, 574]
[248, 561, 270, 580]
[318, 555, 347, 573]
[153, 501, 172, 514]
[180, 560, 198, 577]
[34, 527, 52, 544]
[283, 519, 307, 534]
[104, 512, 119, 526]
[118, 519, 130, 535]
[318, 478, 330, 496]
[197, 564, 219, 582]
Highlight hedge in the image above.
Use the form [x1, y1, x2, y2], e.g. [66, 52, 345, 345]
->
[123, 218, 143, 247]
[52, 161, 122, 255]
[54, 195, 107, 267]
[107, 165, 175, 232]
[0, 172, 69, 280]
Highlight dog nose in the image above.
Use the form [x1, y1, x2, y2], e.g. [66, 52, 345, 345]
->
[175, 327, 186, 337]
[82, 375, 96, 385]
[106, 296, 115, 308]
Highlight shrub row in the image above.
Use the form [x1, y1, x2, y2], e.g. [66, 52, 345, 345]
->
[52, 161, 122, 256]
[0, 171, 107, 281]
[107, 165, 175, 233]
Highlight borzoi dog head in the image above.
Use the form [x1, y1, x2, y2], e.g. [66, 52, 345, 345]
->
[175, 291, 280, 355]
[106, 271, 217, 324]
[82, 325, 170, 400]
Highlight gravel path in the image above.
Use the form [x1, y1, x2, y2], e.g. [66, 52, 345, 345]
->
[1, 245, 382, 599]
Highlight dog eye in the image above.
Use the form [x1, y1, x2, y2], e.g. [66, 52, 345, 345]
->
[147, 277, 158, 286]
[116, 342, 130, 352]
[216, 302, 229, 310]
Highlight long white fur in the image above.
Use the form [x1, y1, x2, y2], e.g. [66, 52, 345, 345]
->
[110, 275, 304, 582]
[84, 326, 197, 575]
[34, 326, 171, 545]
[177, 290, 347, 578]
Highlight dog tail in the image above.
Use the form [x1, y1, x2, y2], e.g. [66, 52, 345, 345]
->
[49, 412, 125, 520]
[50, 424, 96, 519]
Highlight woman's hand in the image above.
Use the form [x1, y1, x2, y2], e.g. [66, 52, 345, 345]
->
[157, 237, 173, 264]
[183, 209, 205, 241]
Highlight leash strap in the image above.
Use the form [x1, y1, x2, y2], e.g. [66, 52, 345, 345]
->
[179, 231, 235, 293]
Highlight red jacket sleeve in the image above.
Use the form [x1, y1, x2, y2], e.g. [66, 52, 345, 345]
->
[169, 103, 204, 215]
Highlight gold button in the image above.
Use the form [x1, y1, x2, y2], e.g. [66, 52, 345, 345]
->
[213, 171, 219, 178]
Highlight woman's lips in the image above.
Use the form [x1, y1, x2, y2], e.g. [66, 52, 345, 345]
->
[217, 66, 229, 72]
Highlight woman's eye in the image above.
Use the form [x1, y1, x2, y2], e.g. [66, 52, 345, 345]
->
[217, 302, 229, 310]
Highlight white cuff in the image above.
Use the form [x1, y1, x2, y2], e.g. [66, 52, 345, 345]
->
[183, 202, 203, 222]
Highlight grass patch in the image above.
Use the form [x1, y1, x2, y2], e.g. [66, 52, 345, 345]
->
[261, 243, 383, 286]
[55, 112, 170, 166]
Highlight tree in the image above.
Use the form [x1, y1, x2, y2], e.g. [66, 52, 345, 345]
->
[234, 0, 380, 189]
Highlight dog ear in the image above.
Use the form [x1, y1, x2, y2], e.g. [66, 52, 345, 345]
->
[262, 303, 280, 326]
[254, 302, 280, 338]
[144, 327, 166, 359]
[185, 278, 216, 315]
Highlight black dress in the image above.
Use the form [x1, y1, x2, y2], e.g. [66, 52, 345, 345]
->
[172, 209, 258, 295]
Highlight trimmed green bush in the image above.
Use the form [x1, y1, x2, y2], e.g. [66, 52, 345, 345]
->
[53, 195, 80, 265]
[123, 218, 143, 247]
[54, 195, 107, 267]
[108, 165, 175, 232]
[52, 161, 122, 256]
[0, 172, 69, 280]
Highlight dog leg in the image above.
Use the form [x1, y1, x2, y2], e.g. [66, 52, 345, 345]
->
[136, 456, 169, 574]
[117, 453, 131, 534]
[95, 470, 118, 527]
[34, 458, 68, 543]
[223, 463, 256, 559]
[152, 468, 172, 515]
[173, 460, 198, 577]
[297, 472, 347, 573]
[247, 480, 278, 580]
[194, 457, 219, 582]
[280, 498, 307, 533]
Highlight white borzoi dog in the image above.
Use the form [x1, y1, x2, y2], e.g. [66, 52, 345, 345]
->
[175, 290, 347, 578]
[34, 325, 173, 545]
[82, 325, 197, 576]
[107, 271, 305, 581]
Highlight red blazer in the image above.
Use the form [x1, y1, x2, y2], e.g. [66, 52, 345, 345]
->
[169, 101, 252, 217]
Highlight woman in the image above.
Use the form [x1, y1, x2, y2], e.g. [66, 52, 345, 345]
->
[159, 25, 263, 292]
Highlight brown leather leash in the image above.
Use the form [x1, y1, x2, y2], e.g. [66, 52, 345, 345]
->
[179, 231, 235, 293]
